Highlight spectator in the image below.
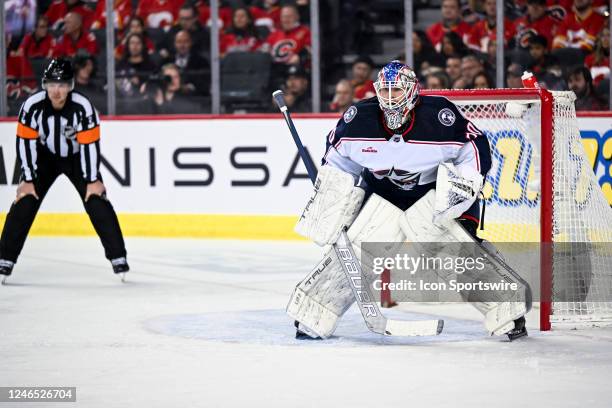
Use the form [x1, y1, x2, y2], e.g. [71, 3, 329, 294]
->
[483, 37, 498, 68]
[250, 0, 282, 30]
[6, 33, 36, 97]
[441, 31, 468, 60]
[163, 3, 209, 57]
[460, 54, 484, 85]
[17, 15, 55, 59]
[426, 0, 472, 52]
[528, 35, 558, 75]
[539, 68, 568, 90]
[467, 0, 516, 53]
[425, 71, 450, 89]
[445, 56, 462, 84]
[6, 59, 36, 100]
[115, 16, 156, 59]
[585, 26, 610, 86]
[553, 0, 608, 20]
[506, 0, 528, 20]
[514, 0, 558, 49]
[350, 56, 375, 102]
[164, 30, 209, 95]
[45, 0, 94, 31]
[194, 0, 233, 29]
[567, 65, 607, 110]
[328, 79, 354, 113]
[462, 0, 485, 24]
[146, 63, 201, 114]
[472, 71, 494, 88]
[90, 0, 133, 31]
[136, 0, 181, 29]
[506, 63, 525, 88]
[283, 65, 311, 112]
[553, 0, 606, 51]
[264, 5, 311, 70]
[220, 7, 265, 57]
[53, 12, 99, 58]
[452, 77, 468, 89]
[116, 33, 157, 98]
[73, 53, 106, 112]
[413, 31, 445, 76]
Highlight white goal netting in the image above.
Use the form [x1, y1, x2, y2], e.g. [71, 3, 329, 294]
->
[445, 90, 612, 327]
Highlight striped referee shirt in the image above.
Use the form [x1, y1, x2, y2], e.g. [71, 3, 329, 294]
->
[16, 90, 101, 183]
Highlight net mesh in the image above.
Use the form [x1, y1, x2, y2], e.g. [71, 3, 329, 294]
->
[446, 90, 612, 325]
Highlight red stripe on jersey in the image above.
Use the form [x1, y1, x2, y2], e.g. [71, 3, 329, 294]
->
[460, 213, 480, 224]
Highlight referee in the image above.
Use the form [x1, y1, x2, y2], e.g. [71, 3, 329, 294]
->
[0, 58, 128, 282]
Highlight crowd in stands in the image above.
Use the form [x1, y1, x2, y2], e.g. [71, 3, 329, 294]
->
[400, 0, 609, 111]
[3, 0, 611, 115]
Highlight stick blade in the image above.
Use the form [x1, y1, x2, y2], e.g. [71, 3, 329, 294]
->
[384, 319, 444, 337]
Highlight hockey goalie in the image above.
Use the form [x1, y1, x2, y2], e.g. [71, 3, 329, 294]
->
[288, 61, 531, 341]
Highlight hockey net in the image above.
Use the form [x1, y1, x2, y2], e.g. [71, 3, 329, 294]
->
[420, 89, 612, 330]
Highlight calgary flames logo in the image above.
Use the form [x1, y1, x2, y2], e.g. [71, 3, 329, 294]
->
[272, 39, 297, 62]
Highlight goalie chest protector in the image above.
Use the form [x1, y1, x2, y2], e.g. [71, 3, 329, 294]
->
[323, 96, 491, 196]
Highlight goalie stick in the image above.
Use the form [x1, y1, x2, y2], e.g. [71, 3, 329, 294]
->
[272, 90, 443, 337]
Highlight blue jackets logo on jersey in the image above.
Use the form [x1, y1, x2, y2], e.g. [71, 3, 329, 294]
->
[438, 108, 456, 126]
[343, 106, 357, 123]
[372, 167, 421, 190]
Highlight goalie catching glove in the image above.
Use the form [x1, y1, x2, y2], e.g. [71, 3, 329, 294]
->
[433, 162, 484, 225]
[295, 166, 365, 246]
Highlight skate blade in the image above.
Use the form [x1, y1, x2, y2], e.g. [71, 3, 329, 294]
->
[295, 331, 322, 340]
[1, 276, 7, 285]
[507, 328, 528, 342]
[119, 273, 126, 283]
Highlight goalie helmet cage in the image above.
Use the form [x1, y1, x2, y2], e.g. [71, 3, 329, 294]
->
[383, 88, 612, 331]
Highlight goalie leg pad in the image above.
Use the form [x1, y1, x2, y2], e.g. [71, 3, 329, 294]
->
[399, 190, 531, 336]
[287, 194, 405, 338]
[400, 190, 456, 243]
[287, 253, 354, 338]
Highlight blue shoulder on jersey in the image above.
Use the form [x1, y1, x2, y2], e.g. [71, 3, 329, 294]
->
[326, 97, 381, 146]
[417, 96, 491, 175]
[412, 95, 472, 143]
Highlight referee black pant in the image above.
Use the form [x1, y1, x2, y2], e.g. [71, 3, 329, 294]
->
[0, 148, 127, 263]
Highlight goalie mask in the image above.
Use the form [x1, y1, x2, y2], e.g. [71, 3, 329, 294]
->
[374, 61, 420, 130]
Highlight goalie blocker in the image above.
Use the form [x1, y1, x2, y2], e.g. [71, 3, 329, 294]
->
[289, 165, 531, 340]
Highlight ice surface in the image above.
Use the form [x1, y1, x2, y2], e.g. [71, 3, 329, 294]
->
[1, 237, 611, 408]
